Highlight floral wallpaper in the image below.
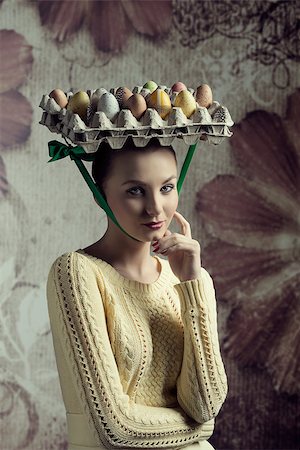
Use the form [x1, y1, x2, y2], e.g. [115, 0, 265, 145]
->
[0, 0, 299, 449]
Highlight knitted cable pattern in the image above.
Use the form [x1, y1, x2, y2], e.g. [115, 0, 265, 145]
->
[174, 270, 228, 423]
[47, 252, 225, 449]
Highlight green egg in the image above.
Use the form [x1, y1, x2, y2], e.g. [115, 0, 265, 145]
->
[143, 80, 158, 93]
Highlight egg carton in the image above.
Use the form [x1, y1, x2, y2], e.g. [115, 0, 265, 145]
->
[39, 90, 233, 151]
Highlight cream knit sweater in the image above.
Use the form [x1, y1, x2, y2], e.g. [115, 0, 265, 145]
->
[47, 250, 227, 450]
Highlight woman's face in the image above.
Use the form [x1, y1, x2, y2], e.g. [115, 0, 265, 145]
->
[102, 147, 178, 242]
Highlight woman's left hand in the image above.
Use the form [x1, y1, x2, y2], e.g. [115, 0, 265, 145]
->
[152, 211, 202, 282]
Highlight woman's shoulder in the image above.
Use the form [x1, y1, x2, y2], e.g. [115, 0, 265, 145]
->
[48, 250, 98, 279]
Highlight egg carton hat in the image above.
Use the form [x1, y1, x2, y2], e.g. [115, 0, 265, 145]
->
[40, 83, 234, 241]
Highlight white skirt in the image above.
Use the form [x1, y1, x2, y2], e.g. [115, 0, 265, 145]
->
[67, 412, 215, 450]
[68, 441, 215, 450]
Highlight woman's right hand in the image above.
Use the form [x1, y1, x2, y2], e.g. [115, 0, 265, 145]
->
[152, 211, 202, 282]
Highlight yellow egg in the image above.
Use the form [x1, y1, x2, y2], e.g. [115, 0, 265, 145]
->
[125, 94, 147, 120]
[174, 90, 196, 118]
[49, 89, 68, 108]
[147, 88, 171, 119]
[67, 91, 90, 121]
[196, 84, 213, 108]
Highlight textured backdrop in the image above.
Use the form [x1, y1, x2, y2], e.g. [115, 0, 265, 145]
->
[0, 1, 299, 449]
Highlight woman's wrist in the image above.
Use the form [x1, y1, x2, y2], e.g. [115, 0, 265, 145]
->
[179, 268, 202, 282]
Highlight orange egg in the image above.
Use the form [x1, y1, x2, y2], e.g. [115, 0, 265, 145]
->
[147, 88, 172, 119]
[125, 94, 147, 120]
[196, 84, 213, 108]
[49, 89, 68, 108]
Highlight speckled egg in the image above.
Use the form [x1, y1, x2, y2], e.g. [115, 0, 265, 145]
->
[49, 89, 68, 108]
[115, 87, 133, 107]
[171, 82, 187, 93]
[143, 80, 158, 93]
[125, 94, 147, 120]
[174, 90, 196, 118]
[90, 88, 108, 109]
[67, 91, 90, 120]
[97, 92, 120, 121]
[147, 88, 172, 119]
[196, 84, 213, 108]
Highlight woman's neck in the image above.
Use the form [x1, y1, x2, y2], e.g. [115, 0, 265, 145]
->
[83, 225, 156, 277]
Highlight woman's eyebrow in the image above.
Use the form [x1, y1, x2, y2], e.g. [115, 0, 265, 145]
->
[122, 176, 177, 186]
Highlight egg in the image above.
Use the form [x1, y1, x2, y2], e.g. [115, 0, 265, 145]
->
[147, 88, 172, 119]
[196, 84, 213, 108]
[115, 87, 133, 107]
[125, 94, 147, 120]
[49, 89, 68, 108]
[143, 80, 158, 93]
[171, 82, 187, 93]
[90, 88, 108, 109]
[97, 92, 120, 121]
[174, 90, 196, 118]
[67, 91, 90, 121]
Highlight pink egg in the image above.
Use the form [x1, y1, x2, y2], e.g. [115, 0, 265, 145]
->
[196, 84, 213, 108]
[49, 89, 68, 108]
[171, 82, 187, 93]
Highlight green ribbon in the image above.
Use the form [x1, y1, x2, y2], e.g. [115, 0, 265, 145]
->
[177, 142, 197, 194]
[48, 140, 139, 241]
[48, 140, 95, 162]
[47, 139, 198, 241]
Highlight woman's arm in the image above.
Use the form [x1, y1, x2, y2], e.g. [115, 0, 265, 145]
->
[174, 268, 228, 423]
[47, 252, 214, 449]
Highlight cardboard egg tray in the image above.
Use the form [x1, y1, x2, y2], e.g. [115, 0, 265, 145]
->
[39, 86, 234, 152]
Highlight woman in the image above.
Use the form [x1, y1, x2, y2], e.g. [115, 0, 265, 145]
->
[47, 138, 228, 450]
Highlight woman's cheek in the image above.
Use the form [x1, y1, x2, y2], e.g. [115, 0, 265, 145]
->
[170, 192, 179, 213]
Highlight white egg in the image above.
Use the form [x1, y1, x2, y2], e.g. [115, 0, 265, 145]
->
[97, 92, 120, 121]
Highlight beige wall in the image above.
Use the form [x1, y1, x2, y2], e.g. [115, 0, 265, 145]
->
[0, 1, 299, 449]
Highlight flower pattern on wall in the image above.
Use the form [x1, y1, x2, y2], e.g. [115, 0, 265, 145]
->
[173, 0, 300, 88]
[0, 30, 33, 150]
[37, 0, 172, 53]
[196, 89, 300, 395]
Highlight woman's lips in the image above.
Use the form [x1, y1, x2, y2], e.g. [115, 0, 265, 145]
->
[143, 221, 164, 229]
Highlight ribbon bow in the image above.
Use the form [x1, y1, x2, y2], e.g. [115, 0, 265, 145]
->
[48, 140, 95, 162]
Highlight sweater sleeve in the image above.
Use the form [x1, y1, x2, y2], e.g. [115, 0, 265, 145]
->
[47, 252, 214, 449]
[173, 268, 228, 424]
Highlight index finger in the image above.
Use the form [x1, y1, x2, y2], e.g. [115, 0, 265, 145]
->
[172, 211, 192, 238]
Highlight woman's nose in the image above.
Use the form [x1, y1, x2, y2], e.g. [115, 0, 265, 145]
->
[144, 194, 163, 216]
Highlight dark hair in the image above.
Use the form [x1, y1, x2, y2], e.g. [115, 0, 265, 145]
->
[92, 137, 177, 201]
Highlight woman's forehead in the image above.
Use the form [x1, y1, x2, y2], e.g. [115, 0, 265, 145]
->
[110, 150, 177, 180]
[116, 148, 176, 167]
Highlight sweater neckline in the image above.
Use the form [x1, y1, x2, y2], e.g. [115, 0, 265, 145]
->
[76, 249, 169, 293]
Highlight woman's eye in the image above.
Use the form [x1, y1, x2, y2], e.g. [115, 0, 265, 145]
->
[127, 187, 143, 195]
[126, 184, 175, 196]
[161, 184, 175, 193]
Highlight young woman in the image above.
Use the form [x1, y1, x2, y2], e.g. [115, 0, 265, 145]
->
[47, 138, 228, 450]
